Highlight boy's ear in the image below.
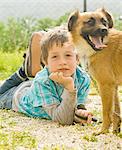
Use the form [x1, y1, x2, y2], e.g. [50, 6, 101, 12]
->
[42, 60, 47, 66]
[41, 56, 47, 66]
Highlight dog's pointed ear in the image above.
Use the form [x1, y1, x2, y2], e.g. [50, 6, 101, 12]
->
[98, 8, 114, 28]
[68, 10, 79, 31]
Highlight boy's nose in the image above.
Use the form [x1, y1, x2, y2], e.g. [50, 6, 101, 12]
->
[60, 57, 67, 64]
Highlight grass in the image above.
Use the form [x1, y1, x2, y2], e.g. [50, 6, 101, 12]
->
[0, 51, 23, 80]
[82, 134, 98, 142]
[0, 131, 37, 149]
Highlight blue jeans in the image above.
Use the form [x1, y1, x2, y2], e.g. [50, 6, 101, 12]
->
[0, 72, 24, 109]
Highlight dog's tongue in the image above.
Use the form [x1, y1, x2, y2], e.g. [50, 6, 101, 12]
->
[91, 36, 107, 49]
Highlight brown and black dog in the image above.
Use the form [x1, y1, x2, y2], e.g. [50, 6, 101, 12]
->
[68, 8, 122, 134]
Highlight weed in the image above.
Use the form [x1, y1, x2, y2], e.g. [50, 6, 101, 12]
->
[82, 134, 98, 142]
[0, 130, 37, 149]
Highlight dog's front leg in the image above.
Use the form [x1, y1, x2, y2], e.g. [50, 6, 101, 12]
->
[97, 83, 115, 134]
[113, 87, 121, 134]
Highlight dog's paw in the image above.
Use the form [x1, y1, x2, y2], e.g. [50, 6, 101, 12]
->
[93, 129, 109, 136]
[113, 127, 121, 134]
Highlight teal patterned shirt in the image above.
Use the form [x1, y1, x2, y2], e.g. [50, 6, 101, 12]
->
[13, 66, 90, 119]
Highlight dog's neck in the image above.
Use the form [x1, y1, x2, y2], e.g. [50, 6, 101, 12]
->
[80, 55, 89, 71]
[75, 44, 96, 71]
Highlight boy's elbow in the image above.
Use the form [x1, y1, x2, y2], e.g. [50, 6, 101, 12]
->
[53, 117, 74, 125]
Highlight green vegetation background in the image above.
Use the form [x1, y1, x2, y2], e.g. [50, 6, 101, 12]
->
[0, 13, 122, 80]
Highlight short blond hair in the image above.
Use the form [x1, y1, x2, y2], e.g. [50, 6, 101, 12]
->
[41, 27, 71, 63]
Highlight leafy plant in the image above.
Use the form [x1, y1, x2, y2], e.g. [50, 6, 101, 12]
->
[0, 17, 32, 52]
[0, 13, 69, 53]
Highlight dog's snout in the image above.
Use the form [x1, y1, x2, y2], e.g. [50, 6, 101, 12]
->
[100, 28, 108, 35]
[93, 28, 108, 36]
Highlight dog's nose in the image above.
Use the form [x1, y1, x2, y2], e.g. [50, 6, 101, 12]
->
[100, 28, 108, 36]
[93, 28, 108, 36]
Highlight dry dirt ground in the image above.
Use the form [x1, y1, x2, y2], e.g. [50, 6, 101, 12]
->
[0, 85, 122, 150]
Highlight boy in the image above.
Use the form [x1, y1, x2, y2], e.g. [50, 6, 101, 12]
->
[0, 28, 93, 125]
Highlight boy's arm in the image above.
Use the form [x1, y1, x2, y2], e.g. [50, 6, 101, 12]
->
[43, 89, 77, 125]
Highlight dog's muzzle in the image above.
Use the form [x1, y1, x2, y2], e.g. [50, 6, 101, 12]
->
[81, 28, 108, 51]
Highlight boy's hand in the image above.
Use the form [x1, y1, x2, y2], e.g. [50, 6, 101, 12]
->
[49, 72, 75, 92]
[74, 109, 93, 124]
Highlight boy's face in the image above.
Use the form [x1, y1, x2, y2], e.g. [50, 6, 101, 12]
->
[45, 41, 78, 77]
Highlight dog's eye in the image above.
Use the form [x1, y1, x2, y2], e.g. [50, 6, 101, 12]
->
[101, 18, 108, 27]
[86, 18, 95, 26]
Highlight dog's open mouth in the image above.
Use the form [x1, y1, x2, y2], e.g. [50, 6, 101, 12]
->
[82, 34, 107, 51]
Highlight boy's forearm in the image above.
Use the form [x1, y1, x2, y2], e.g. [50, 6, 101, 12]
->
[43, 89, 77, 125]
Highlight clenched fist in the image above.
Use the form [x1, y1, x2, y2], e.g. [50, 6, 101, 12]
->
[49, 72, 75, 92]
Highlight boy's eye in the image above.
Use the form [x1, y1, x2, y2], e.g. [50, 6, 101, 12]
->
[66, 54, 72, 57]
[52, 55, 57, 59]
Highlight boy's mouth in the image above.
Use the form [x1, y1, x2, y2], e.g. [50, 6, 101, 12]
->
[58, 68, 70, 72]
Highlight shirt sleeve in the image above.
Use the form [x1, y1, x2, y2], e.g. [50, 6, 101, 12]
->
[43, 89, 77, 125]
[31, 80, 61, 107]
[77, 72, 91, 105]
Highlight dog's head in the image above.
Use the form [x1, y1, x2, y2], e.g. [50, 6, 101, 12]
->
[68, 8, 113, 57]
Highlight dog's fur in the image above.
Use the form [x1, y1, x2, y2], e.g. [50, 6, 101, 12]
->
[68, 8, 122, 134]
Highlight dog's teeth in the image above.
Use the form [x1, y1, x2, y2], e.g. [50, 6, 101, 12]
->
[103, 36, 108, 44]
[89, 36, 92, 41]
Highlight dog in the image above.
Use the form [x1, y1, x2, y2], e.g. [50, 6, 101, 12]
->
[68, 8, 122, 134]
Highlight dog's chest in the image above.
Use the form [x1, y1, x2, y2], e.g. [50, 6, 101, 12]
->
[80, 55, 89, 71]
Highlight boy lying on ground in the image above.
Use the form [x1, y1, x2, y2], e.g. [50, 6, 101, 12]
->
[0, 28, 95, 125]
